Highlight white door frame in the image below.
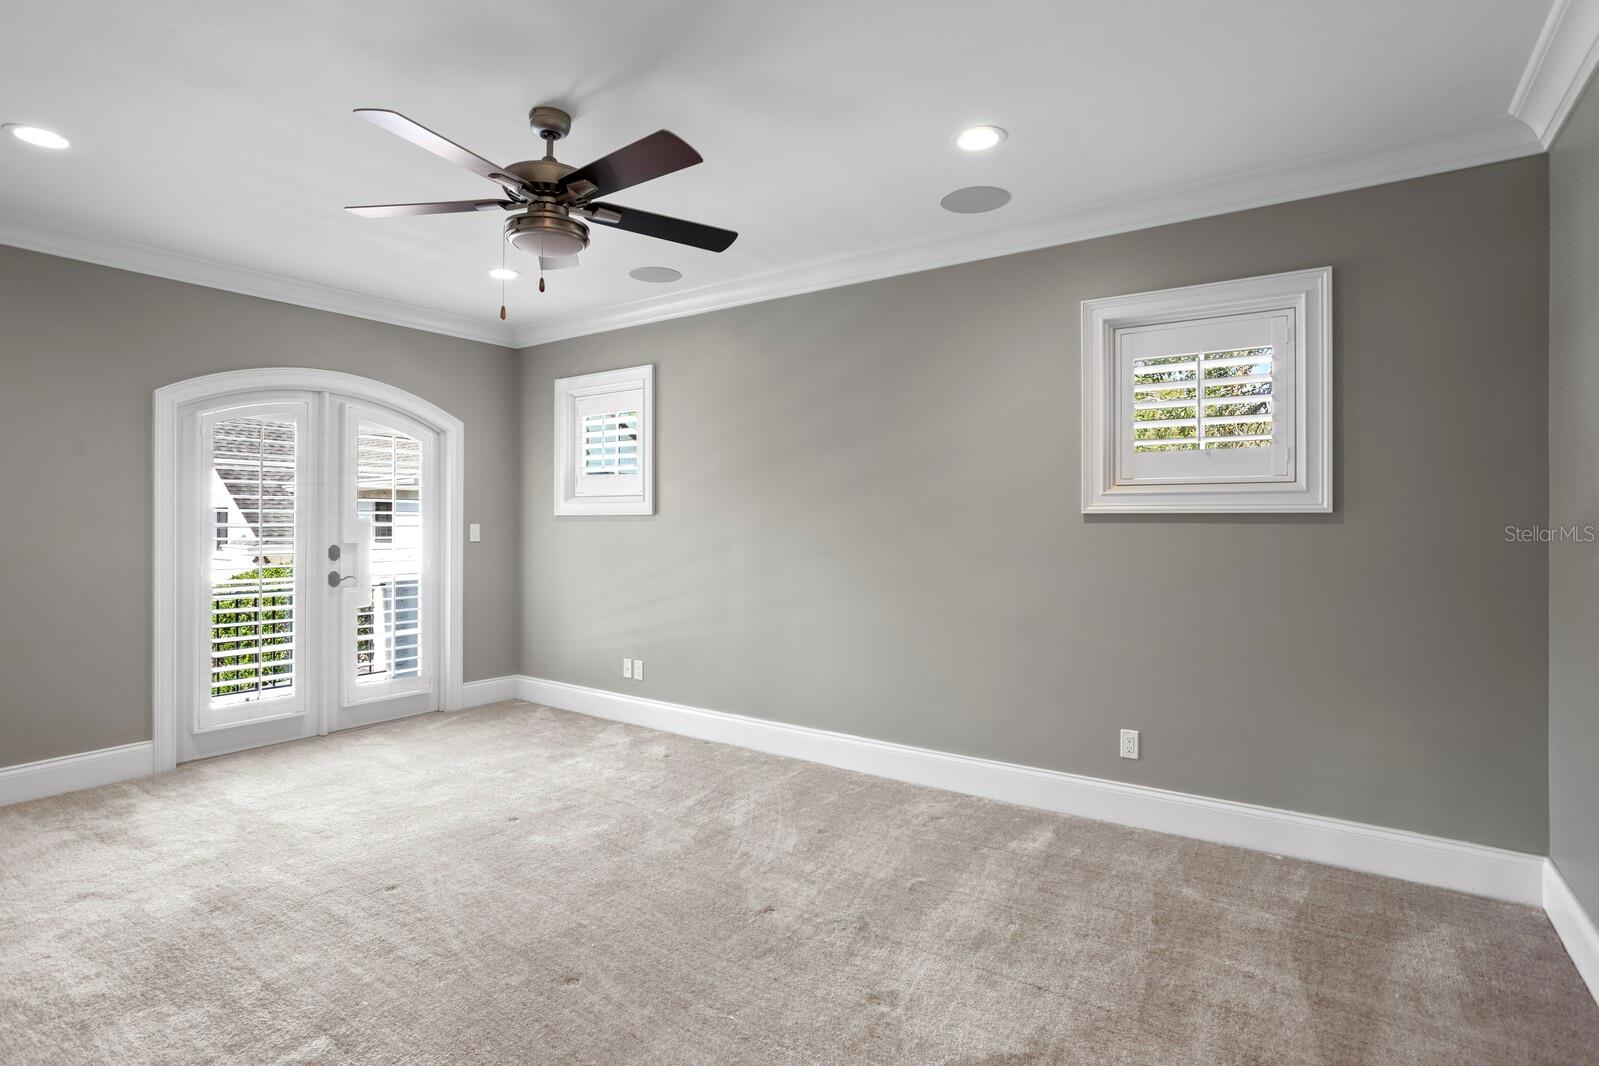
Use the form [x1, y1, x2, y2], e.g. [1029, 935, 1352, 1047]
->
[153, 368, 465, 773]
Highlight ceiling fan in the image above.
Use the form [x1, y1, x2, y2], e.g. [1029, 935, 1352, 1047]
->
[345, 105, 737, 278]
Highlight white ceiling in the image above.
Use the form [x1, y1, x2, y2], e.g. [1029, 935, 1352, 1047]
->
[0, 0, 1587, 347]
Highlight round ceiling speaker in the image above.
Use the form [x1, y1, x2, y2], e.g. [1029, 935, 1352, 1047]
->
[628, 266, 682, 283]
[505, 211, 590, 259]
[939, 185, 1012, 214]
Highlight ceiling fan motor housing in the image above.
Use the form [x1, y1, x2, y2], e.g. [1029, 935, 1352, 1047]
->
[505, 206, 589, 258]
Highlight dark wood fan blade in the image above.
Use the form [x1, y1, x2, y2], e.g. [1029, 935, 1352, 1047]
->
[345, 200, 510, 218]
[560, 131, 702, 200]
[587, 202, 737, 252]
[354, 109, 527, 196]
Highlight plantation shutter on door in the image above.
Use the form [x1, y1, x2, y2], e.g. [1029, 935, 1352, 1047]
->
[208, 414, 298, 707]
[355, 423, 425, 685]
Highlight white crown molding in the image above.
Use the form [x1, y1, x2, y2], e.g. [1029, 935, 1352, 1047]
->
[0, 742, 154, 808]
[0, 211, 515, 347]
[0, 112, 1547, 352]
[511, 115, 1540, 348]
[1544, 859, 1599, 1005]
[512, 676, 1544, 904]
[1511, 0, 1599, 148]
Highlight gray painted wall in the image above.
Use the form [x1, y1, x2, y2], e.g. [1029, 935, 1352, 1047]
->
[520, 157, 1551, 853]
[1550, 80, 1599, 915]
[0, 246, 521, 767]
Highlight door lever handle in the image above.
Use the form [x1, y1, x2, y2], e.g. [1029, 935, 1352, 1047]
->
[327, 544, 356, 588]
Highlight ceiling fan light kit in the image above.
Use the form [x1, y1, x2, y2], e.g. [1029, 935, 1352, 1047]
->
[346, 103, 736, 312]
[505, 207, 589, 259]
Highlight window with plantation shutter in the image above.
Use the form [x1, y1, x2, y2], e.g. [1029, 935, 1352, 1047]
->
[1082, 268, 1331, 513]
[1131, 347, 1275, 454]
[581, 410, 641, 477]
[1118, 310, 1292, 485]
[554, 365, 654, 515]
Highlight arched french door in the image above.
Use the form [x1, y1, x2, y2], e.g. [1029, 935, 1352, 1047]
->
[153, 370, 464, 769]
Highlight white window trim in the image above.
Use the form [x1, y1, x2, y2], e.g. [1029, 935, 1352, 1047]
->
[1081, 267, 1332, 514]
[153, 368, 466, 773]
[553, 364, 655, 516]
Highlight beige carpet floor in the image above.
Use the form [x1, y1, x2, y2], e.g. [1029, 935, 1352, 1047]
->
[0, 701, 1595, 1065]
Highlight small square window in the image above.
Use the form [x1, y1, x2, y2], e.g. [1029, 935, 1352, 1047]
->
[554, 365, 654, 515]
[1082, 268, 1331, 513]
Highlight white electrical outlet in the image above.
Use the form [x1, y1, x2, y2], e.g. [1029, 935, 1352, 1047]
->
[622, 658, 633, 679]
[632, 659, 643, 681]
[468, 523, 481, 543]
[1119, 729, 1140, 759]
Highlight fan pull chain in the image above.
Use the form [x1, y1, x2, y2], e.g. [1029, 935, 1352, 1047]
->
[499, 236, 507, 321]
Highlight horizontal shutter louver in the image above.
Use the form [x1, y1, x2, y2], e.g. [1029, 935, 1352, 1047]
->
[1133, 346, 1273, 452]
[580, 410, 640, 476]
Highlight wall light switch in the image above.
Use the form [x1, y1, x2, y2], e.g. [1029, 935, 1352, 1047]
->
[622, 658, 633, 679]
[468, 523, 481, 543]
[632, 659, 643, 681]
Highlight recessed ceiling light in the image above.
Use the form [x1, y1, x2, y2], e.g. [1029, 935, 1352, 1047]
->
[488, 267, 519, 280]
[954, 125, 1005, 152]
[5, 124, 69, 150]
[629, 266, 682, 283]
[940, 186, 1011, 214]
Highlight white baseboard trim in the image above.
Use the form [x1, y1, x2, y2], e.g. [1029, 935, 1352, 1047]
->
[462, 675, 525, 707]
[0, 742, 156, 808]
[4, 685, 1587, 1000]
[1545, 859, 1599, 1005]
[0, 677, 518, 810]
[512, 676, 1544, 905]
